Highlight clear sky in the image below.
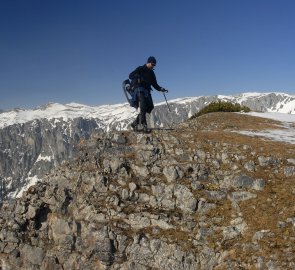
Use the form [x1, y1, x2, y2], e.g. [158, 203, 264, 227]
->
[1, 0, 295, 110]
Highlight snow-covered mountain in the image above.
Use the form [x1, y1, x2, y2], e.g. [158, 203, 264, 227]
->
[0, 102, 136, 131]
[0, 92, 294, 204]
[1, 92, 295, 130]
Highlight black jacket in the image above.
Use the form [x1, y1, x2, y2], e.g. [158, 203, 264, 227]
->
[129, 65, 162, 91]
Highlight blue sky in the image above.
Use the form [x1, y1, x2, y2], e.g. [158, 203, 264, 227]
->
[1, 0, 295, 110]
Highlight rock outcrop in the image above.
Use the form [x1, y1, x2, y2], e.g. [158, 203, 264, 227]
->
[1, 112, 295, 269]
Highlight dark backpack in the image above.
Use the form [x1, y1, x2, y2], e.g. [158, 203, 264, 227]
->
[122, 79, 137, 108]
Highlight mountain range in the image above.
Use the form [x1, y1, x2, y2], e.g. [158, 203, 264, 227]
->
[0, 92, 294, 204]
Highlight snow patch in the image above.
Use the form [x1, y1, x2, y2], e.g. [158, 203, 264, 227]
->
[10, 175, 41, 199]
[36, 154, 52, 162]
[247, 112, 295, 123]
[235, 112, 295, 144]
[238, 129, 295, 145]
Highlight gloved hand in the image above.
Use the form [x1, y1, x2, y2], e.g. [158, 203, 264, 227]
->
[160, 87, 168, 93]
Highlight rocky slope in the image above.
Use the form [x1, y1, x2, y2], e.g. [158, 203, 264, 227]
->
[1, 112, 295, 269]
[0, 92, 295, 204]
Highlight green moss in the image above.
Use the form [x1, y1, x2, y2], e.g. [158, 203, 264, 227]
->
[190, 101, 250, 119]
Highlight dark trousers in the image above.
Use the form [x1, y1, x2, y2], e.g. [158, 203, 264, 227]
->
[134, 91, 147, 126]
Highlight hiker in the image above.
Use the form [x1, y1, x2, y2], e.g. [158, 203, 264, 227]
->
[129, 56, 168, 132]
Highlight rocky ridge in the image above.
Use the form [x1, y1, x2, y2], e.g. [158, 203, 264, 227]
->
[0, 92, 294, 204]
[1, 112, 295, 269]
[0, 93, 295, 205]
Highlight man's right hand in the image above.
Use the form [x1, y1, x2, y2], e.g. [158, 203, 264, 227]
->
[160, 87, 168, 93]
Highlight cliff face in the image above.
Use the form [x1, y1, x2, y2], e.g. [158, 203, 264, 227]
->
[0, 118, 103, 202]
[1, 112, 295, 269]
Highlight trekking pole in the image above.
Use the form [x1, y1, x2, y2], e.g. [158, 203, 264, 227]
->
[162, 92, 175, 130]
[163, 92, 171, 112]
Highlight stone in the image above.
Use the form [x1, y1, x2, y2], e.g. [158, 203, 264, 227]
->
[284, 166, 295, 177]
[41, 256, 63, 270]
[232, 174, 266, 191]
[286, 217, 295, 226]
[287, 158, 295, 165]
[253, 178, 266, 191]
[163, 166, 179, 182]
[223, 217, 248, 240]
[15, 203, 26, 215]
[258, 156, 275, 167]
[174, 184, 197, 213]
[128, 182, 137, 193]
[228, 191, 257, 201]
[131, 164, 149, 177]
[95, 238, 115, 266]
[4, 242, 18, 254]
[21, 244, 45, 266]
[221, 152, 229, 164]
[112, 133, 127, 144]
[27, 205, 37, 219]
[206, 191, 226, 200]
[151, 219, 174, 230]
[151, 165, 162, 174]
[49, 216, 73, 245]
[195, 150, 206, 161]
[121, 188, 129, 200]
[110, 158, 122, 173]
[197, 198, 216, 214]
[127, 213, 151, 229]
[191, 180, 205, 190]
[233, 174, 254, 189]
[138, 193, 150, 203]
[252, 230, 272, 241]
[244, 161, 255, 172]
[223, 226, 240, 240]
[5, 231, 19, 243]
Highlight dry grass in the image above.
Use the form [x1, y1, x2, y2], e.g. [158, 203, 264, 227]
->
[188, 112, 284, 131]
[178, 112, 295, 158]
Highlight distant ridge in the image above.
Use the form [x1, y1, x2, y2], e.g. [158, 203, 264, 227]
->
[0, 92, 294, 129]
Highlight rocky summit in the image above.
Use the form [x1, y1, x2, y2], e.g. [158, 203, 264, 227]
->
[1, 112, 295, 269]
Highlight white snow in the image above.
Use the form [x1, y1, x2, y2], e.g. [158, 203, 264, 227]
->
[156, 96, 201, 106]
[1, 93, 295, 129]
[0, 102, 137, 129]
[235, 112, 295, 144]
[272, 99, 295, 114]
[238, 128, 295, 145]
[10, 175, 41, 198]
[247, 112, 295, 123]
[36, 154, 52, 162]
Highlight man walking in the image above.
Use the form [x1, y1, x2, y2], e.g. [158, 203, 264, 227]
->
[129, 56, 168, 132]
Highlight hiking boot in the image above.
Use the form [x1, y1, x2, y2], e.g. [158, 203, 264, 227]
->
[142, 124, 148, 133]
[131, 122, 138, 131]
